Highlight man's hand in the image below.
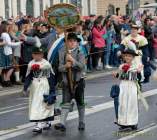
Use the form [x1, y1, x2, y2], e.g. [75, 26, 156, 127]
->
[65, 61, 72, 68]
[18, 33, 26, 41]
[137, 65, 144, 73]
[66, 54, 75, 64]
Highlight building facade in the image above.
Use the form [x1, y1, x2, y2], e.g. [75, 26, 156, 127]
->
[0, 0, 156, 19]
[96, 0, 156, 16]
[0, 0, 90, 19]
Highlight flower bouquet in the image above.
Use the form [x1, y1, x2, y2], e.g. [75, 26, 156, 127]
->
[120, 64, 131, 79]
[122, 64, 130, 73]
[31, 64, 40, 71]
[31, 64, 41, 78]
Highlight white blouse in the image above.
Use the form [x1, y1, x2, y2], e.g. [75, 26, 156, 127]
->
[1, 32, 21, 55]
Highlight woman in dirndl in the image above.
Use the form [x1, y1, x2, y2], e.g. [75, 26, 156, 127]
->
[23, 47, 56, 133]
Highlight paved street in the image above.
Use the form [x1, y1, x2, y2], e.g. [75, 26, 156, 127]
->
[1, 72, 157, 140]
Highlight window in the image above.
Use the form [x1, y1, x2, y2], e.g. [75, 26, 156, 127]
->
[40, 0, 43, 16]
[60, 0, 64, 3]
[70, 0, 77, 6]
[108, 4, 115, 15]
[17, 0, 21, 15]
[50, 0, 53, 6]
[4, 0, 9, 19]
[26, 0, 34, 16]
[70, 0, 82, 13]
[88, 0, 91, 15]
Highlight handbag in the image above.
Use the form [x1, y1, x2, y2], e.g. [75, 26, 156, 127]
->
[110, 84, 120, 98]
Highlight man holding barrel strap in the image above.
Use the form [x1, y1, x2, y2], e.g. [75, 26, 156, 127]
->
[54, 32, 86, 132]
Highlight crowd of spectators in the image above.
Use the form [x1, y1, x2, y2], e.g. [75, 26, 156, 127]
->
[0, 12, 157, 89]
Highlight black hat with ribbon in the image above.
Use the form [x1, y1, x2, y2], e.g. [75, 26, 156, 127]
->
[67, 32, 81, 42]
[123, 48, 138, 56]
[32, 47, 44, 54]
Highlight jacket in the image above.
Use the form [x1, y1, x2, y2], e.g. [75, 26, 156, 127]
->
[58, 46, 85, 85]
[92, 26, 106, 48]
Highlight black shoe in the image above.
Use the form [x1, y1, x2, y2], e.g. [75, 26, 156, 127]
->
[119, 126, 130, 132]
[78, 122, 85, 131]
[2, 81, 7, 87]
[114, 121, 118, 125]
[54, 123, 66, 132]
[54, 109, 61, 116]
[2, 81, 12, 87]
[43, 123, 51, 130]
[130, 125, 138, 130]
[32, 127, 42, 133]
[141, 77, 150, 84]
[14, 81, 23, 85]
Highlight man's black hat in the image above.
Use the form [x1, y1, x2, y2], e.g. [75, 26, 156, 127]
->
[67, 32, 81, 42]
[32, 47, 44, 54]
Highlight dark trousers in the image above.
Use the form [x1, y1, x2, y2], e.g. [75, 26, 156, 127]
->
[62, 79, 85, 107]
[114, 97, 119, 119]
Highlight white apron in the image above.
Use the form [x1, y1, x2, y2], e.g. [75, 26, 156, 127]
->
[118, 80, 138, 126]
[29, 77, 54, 121]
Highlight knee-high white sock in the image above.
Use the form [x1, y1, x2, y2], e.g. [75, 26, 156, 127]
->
[15, 72, 20, 82]
[98, 58, 102, 67]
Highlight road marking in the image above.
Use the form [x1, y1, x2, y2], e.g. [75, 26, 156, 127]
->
[0, 107, 27, 115]
[1, 88, 157, 139]
[0, 123, 34, 135]
[0, 71, 114, 98]
[0, 96, 105, 115]
[1, 88, 157, 116]
[118, 123, 157, 140]
[86, 71, 113, 80]
[0, 100, 113, 139]
[85, 96, 105, 98]
[0, 128, 31, 140]
[0, 89, 22, 97]
[0, 103, 28, 111]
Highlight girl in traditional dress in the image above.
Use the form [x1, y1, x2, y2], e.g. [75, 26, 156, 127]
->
[23, 47, 56, 133]
[113, 48, 143, 131]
